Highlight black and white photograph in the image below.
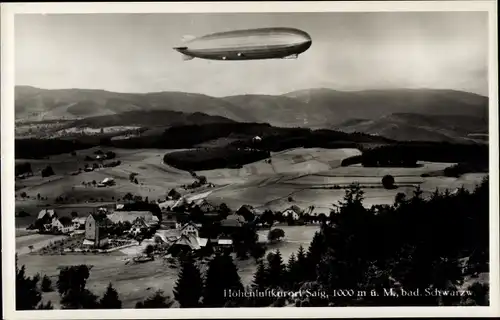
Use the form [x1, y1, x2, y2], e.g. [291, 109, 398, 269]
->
[2, 1, 499, 319]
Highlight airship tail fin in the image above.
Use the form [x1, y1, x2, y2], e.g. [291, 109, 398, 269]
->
[181, 54, 194, 61]
[182, 35, 196, 42]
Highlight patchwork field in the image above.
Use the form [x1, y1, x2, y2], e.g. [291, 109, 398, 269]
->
[15, 147, 488, 227]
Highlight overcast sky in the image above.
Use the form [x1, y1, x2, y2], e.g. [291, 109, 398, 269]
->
[15, 12, 488, 96]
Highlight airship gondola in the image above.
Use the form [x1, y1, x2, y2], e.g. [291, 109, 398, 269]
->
[173, 27, 312, 61]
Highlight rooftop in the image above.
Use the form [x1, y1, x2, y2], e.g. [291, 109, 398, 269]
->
[108, 211, 156, 224]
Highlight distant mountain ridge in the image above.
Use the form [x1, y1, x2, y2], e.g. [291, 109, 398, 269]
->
[334, 113, 488, 143]
[67, 110, 236, 128]
[16, 86, 488, 142]
[15, 86, 248, 123]
[284, 87, 488, 125]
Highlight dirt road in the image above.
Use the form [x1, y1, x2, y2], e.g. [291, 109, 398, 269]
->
[16, 232, 67, 256]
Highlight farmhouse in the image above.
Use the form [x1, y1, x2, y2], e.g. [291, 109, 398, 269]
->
[98, 177, 115, 187]
[219, 214, 245, 235]
[168, 234, 204, 255]
[180, 222, 200, 238]
[252, 136, 262, 143]
[84, 213, 110, 248]
[236, 205, 257, 222]
[37, 209, 56, 221]
[160, 211, 188, 230]
[282, 205, 303, 220]
[129, 218, 151, 236]
[51, 216, 74, 234]
[35, 209, 58, 232]
[154, 221, 200, 242]
[198, 200, 217, 213]
[155, 229, 181, 243]
[72, 217, 86, 230]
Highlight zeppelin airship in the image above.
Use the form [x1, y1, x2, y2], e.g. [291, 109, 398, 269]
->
[173, 27, 312, 61]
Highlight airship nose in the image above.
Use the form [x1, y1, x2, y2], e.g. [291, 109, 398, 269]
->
[173, 46, 188, 52]
[303, 39, 312, 50]
[297, 31, 312, 49]
[298, 38, 312, 52]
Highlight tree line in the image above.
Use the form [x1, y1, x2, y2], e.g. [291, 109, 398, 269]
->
[163, 148, 271, 171]
[16, 122, 391, 159]
[341, 142, 488, 168]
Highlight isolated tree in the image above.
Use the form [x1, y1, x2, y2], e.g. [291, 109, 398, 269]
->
[198, 175, 208, 185]
[252, 260, 268, 291]
[286, 252, 298, 287]
[143, 244, 155, 257]
[135, 290, 173, 308]
[99, 283, 122, 309]
[16, 259, 42, 310]
[250, 243, 266, 262]
[394, 192, 407, 208]
[37, 193, 41, 200]
[41, 275, 53, 292]
[57, 265, 99, 309]
[189, 205, 204, 223]
[41, 165, 55, 178]
[92, 180, 97, 187]
[129, 173, 137, 182]
[173, 255, 203, 308]
[382, 175, 395, 189]
[267, 228, 285, 242]
[296, 245, 307, 275]
[203, 253, 244, 307]
[20, 192, 27, 199]
[71, 211, 78, 218]
[105, 151, 116, 159]
[266, 250, 286, 289]
[218, 203, 231, 218]
[251, 259, 273, 307]
[305, 232, 324, 281]
[168, 188, 181, 200]
[466, 282, 489, 306]
[123, 193, 134, 201]
[260, 210, 274, 227]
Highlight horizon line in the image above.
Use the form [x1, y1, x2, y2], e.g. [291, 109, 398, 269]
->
[13, 84, 489, 98]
